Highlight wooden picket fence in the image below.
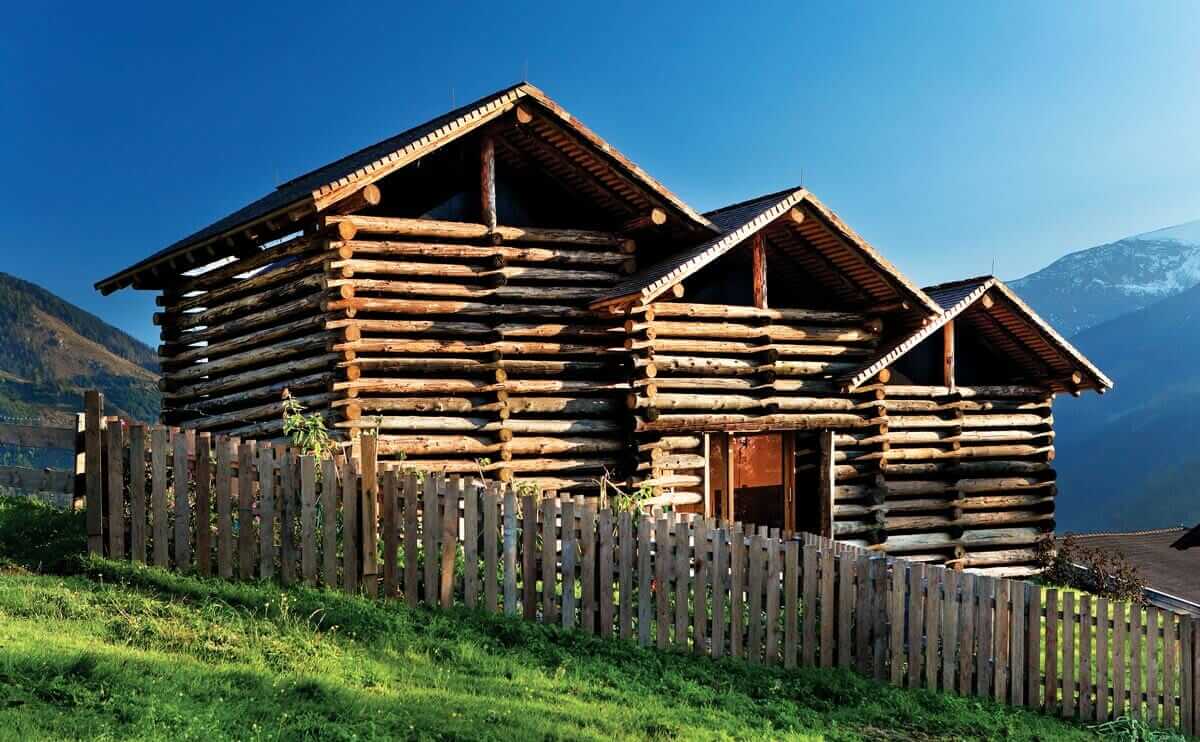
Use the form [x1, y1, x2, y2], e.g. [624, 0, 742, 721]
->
[81, 394, 1199, 735]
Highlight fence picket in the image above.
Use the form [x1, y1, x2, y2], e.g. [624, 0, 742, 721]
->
[1147, 607, 1160, 725]
[153, 428, 171, 568]
[173, 430, 192, 570]
[958, 573, 976, 696]
[463, 479, 479, 609]
[403, 472, 418, 604]
[502, 489, 517, 617]
[280, 451, 297, 587]
[1062, 591, 1076, 719]
[1096, 598, 1110, 721]
[561, 499, 577, 630]
[907, 564, 925, 689]
[1080, 595, 1093, 720]
[783, 541, 799, 668]
[84, 391, 104, 554]
[819, 548, 835, 669]
[214, 436, 233, 578]
[359, 438, 378, 597]
[1130, 596, 1143, 722]
[257, 445, 275, 580]
[619, 512, 634, 640]
[692, 522, 708, 655]
[440, 476, 459, 609]
[712, 528, 727, 660]
[127, 425, 147, 565]
[195, 434, 212, 576]
[1045, 589, 1059, 714]
[580, 505, 596, 634]
[1112, 600, 1126, 719]
[941, 570, 958, 692]
[673, 520, 690, 651]
[322, 458, 340, 589]
[1009, 580, 1025, 706]
[800, 545, 817, 668]
[301, 456, 318, 587]
[421, 473, 438, 606]
[872, 557, 889, 682]
[483, 483, 499, 613]
[637, 516, 651, 646]
[746, 534, 764, 663]
[729, 528, 745, 659]
[342, 456, 359, 595]
[656, 517, 671, 650]
[1165, 612, 1177, 728]
[1026, 584, 1042, 708]
[763, 538, 780, 664]
[380, 468, 397, 597]
[522, 494, 537, 621]
[889, 560, 906, 685]
[599, 509, 614, 638]
[542, 497, 558, 625]
[836, 554, 853, 670]
[977, 577, 995, 699]
[236, 440, 255, 579]
[925, 568, 941, 690]
[105, 423, 125, 559]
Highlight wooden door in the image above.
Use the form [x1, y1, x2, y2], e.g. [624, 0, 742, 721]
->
[703, 433, 794, 530]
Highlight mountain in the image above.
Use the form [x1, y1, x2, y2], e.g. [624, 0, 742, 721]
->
[0, 273, 159, 429]
[1011, 219, 1200, 336]
[1053, 281, 1200, 532]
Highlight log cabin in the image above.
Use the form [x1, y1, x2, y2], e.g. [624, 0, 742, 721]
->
[96, 82, 1111, 575]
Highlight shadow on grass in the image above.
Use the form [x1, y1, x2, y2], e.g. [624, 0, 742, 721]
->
[0, 558, 1098, 741]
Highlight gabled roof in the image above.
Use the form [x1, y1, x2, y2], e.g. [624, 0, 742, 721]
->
[97, 82, 718, 295]
[591, 188, 943, 315]
[1060, 529, 1200, 611]
[842, 276, 1114, 393]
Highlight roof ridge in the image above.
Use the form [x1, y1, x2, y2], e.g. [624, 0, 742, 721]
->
[1063, 527, 1188, 539]
[703, 185, 804, 217]
[275, 81, 530, 191]
[922, 275, 997, 292]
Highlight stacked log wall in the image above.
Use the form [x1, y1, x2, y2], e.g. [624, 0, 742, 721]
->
[321, 215, 634, 491]
[625, 301, 885, 501]
[155, 228, 340, 439]
[834, 383, 1056, 576]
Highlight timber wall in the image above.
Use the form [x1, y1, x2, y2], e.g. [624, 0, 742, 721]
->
[321, 215, 634, 491]
[155, 228, 337, 439]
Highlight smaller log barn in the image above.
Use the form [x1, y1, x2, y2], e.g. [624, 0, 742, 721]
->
[97, 83, 1111, 575]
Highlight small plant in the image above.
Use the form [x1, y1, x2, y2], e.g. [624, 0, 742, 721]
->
[1036, 535, 1146, 603]
[474, 457, 492, 482]
[281, 389, 334, 459]
[1092, 715, 1188, 741]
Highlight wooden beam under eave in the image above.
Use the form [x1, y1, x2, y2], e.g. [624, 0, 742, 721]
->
[622, 208, 667, 232]
[943, 319, 956, 390]
[480, 135, 498, 240]
[328, 184, 382, 216]
[751, 233, 767, 309]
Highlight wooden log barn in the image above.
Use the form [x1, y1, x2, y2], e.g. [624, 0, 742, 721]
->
[96, 83, 1111, 575]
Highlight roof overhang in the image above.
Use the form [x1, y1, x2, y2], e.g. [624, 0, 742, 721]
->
[591, 188, 943, 317]
[97, 83, 719, 295]
[842, 276, 1114, 393]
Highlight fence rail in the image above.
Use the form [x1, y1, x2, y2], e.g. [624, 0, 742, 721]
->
[80, 392, 1199, 735]
[0, 418, 82, 498]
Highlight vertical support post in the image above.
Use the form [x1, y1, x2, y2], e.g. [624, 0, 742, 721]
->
[782, 433, 796, 534]
[817, 430, 835, 538]
[73, 412, 87, 511]
[751, 233, 767, 308]
[943, 319, 956, 390]
[481, 135, 497, 236]
[84, 390, 104, 554]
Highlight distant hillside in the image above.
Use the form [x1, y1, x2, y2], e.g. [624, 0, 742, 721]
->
[1054, 281, 1200, 531]
[1011, 219, 1200, 336]
[0, 273, 159, 428]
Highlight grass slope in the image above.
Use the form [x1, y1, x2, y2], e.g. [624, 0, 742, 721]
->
[0, 502, 1103, 741]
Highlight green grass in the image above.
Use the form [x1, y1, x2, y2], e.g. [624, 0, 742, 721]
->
[0, 560, 1108, 742]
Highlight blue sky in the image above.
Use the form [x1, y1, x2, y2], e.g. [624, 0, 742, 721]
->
[3, 1, 1199, 346]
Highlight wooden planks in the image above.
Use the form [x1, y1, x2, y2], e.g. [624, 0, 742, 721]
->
[76, 421, 1200, 737]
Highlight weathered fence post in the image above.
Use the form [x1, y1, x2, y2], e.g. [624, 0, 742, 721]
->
[84, 390, 104, 554]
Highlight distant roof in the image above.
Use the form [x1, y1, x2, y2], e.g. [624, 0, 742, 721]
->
[592, 188, 943, 315]
[1173, 523, 1200, 550]
[1060, 529, 1200, 608]
[842, 276, 1114, 393]
[97, 82, 718, 295]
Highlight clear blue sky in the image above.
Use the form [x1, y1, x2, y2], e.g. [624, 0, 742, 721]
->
[3, 1, 1198, 346]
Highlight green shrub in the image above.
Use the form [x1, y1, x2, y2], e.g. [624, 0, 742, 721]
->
[0, 495, 85, 573]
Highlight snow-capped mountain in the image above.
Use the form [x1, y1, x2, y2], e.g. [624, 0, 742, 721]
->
[1010, 219, 1200, 336]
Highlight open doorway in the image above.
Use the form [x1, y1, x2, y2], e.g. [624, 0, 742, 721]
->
[706, 431, 824, 534]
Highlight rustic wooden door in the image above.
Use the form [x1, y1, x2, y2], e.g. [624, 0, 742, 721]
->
[703, 432, 797, 530]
